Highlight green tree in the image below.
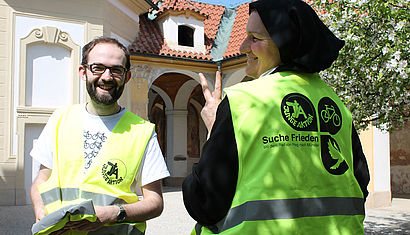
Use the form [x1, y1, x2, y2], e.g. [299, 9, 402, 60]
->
[313, 0, 409, 131]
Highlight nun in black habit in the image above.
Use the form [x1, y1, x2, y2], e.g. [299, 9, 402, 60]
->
[182, 0, 370, 234]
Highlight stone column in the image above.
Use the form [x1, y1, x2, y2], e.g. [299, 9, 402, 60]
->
[165, 109, 188, 186]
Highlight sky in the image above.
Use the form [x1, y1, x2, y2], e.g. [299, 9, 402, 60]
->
[190, 0, 251, 8]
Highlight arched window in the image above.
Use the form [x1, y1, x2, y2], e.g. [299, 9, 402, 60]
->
[178, 25, 194, 47]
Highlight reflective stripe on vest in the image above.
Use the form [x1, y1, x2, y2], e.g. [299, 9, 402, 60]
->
[216, 197, 364, 233]
[41, 188, 127, 206]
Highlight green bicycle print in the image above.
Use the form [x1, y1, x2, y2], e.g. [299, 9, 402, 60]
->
[320, 104, 341, 127]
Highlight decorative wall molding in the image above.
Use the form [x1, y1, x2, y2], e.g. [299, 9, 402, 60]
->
[32, 26, 70, 45]
[19, 26, 81, 107]
[130, 64, 163, 88]
[131, 64, 153, 79]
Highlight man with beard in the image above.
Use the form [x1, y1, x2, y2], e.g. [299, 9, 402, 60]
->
[30, 37, 169, 235]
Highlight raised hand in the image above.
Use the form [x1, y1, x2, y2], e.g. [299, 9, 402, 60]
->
[199, 71, 222, 137]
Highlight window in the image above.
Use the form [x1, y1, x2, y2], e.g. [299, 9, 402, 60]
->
[178, 25, 194, 47]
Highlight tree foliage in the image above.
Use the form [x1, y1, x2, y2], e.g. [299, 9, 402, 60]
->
[312, 0, 409, 131]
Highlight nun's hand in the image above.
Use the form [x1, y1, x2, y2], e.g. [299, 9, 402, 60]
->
[199, 71, 222, 137]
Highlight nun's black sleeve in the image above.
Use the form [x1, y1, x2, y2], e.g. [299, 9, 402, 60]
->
[182, 97, 239, 226]
[351, 125, 370, 200]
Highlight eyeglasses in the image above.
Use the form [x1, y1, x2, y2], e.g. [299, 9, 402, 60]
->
[85, 63, 127, 77]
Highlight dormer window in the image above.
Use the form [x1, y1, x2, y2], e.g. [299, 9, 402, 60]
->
[178, 25, 194, 47]
[158, 11, 206, 53]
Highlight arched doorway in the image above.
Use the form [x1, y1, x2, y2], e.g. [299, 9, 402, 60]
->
[148, 73, 205, 186]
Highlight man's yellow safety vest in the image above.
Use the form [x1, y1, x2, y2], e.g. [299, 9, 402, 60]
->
[33, 104, 154, 235]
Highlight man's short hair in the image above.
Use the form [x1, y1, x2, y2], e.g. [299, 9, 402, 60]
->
[81, 37, 131, 70]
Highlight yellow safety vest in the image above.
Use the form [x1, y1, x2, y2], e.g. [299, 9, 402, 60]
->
[194, 72, 365, 234]
[35, 104, 154, 235]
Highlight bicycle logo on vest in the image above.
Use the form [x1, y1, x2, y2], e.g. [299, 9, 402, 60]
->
[102, 159, 127, 185]
[281, 94, 348, 175]
[321, 105, 341, 127]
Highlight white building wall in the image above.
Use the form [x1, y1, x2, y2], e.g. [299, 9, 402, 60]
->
[12, 15, 85, 155]
[11, 16, 85, 204]
[373, 128, 391, 192]
[362, 125, 392, 209]
[26, 44, 71, 107]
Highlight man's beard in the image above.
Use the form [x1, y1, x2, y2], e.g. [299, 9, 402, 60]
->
[86, 76, 125, 105]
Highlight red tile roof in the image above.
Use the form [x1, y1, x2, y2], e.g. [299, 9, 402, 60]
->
[155, 0, 209, 16]
[129, 0, 250, 61]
